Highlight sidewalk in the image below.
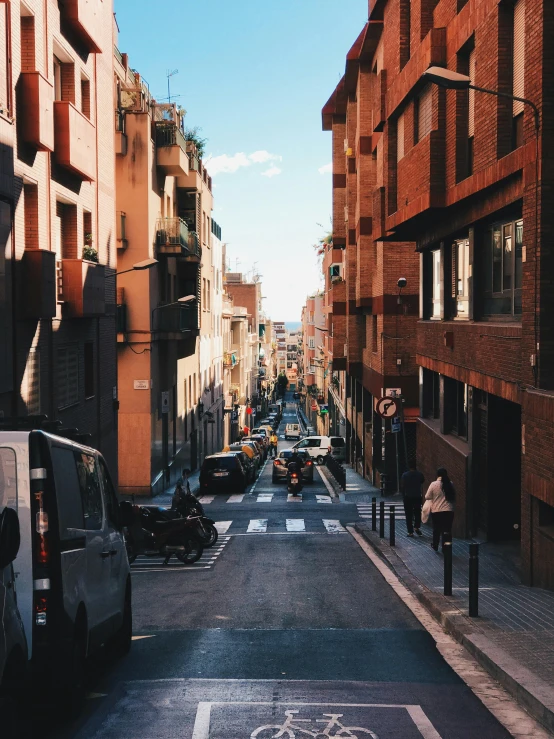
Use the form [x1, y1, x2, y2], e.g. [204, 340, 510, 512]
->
[120, 469, 201, 507]
[343, 467, 554, 733]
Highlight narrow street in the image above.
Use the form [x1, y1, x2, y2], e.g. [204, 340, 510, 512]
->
[47, 397, 516, 739]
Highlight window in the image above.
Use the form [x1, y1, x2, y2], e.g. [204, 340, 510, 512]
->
[81, 77, 90, 119]
[24, 184, 38, 250]
[98, 458, 120, 530]
[20, 14, 36, 74]
[397, 111, 405, 162]
[467, 48, 475, 175]
[0, 4, 13, 117]
[57, 344, 79, 409]
[0, 448, 18, 511]
[483, 219, 523, 316]
[444, 378, 468, 439]
[51, 446, 85, 536]
[421, 368, 441, 420]
[75, 452, 103, 530]
[452, 238, 470, 318]
[84, 342, 94, 398]
[308, 337, 315, 349]
[431, 249, 442, 318]
[512, 0, 525, 149]
[415, 86, 433, 143]
[83, 210, 92, 252]
[371, 314, 378, 353]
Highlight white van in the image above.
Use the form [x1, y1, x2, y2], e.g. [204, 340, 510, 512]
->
[285, 423, 301, 440]
[291, 436, 331, 463]
[0, 430, 131, 712]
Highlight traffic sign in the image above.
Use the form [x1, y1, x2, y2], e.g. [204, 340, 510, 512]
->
[376, 396, 398, 418]
[391, 416, 401, 433]
[246, 406, 253, 415]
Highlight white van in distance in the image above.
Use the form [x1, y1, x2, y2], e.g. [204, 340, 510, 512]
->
[285, 424, 301, 440]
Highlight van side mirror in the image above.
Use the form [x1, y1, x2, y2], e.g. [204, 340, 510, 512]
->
[0, 507, 21, 569]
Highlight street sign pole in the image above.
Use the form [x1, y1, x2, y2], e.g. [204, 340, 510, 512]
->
[400, 394, 409, 470]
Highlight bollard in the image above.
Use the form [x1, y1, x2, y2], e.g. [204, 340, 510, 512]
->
[371, 497, 377, 532]
[390, 505, 396, 546]
[469, 543, 479, 617]
[379, 500, 385, 538]
[443, 532, 453, 596]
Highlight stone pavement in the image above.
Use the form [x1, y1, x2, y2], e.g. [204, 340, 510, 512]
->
[120, 469, 201, 506]
[345, 465, 554, 733]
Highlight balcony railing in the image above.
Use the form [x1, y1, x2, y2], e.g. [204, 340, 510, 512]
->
[155, 122, 187, 152]
[188, 153, 199, 171]
[188, 231, 201, 258]
[156, 217, 189, 255]
[114, 45, 124, 67]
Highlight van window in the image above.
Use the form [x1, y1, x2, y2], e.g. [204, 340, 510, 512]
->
[51, 446, 85, 535]
[98, 458, 120, 530]
[330, 438, 345, 447]
[75, 452, 103, 530]
[307, 439, 321, 448]
[0, 448, 17, 510]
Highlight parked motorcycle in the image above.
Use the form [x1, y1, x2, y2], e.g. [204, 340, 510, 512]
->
[171, 491, 218, 547]
[120, 502, 205, 565]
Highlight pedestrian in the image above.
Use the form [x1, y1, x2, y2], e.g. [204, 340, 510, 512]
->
[269, 432, 278, 459]
[424, 467, 455, 551]
[401, 460, 424, 537]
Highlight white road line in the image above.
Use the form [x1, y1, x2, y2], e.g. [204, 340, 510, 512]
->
[257, 493, 273, 503]
[227, 494, 245, 503]
[286, 518, 306, 532]
[287, 493, 302, 502]
[215, 521, 233, 534]
[316, 495, 332, 504]
[247, 519, 268, 533]
[316, 465, 337, 498]
[323, 519, 347, 534]
[198, 496, 215, 504]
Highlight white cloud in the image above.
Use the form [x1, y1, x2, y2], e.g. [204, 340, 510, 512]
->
[205, 150, 282, 176]
[318, 162, 333, 174]
[261, 166, 282, 178]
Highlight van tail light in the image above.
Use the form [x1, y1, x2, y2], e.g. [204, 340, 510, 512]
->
[34, 491, 50, 565]
[35, 594, 48, 626]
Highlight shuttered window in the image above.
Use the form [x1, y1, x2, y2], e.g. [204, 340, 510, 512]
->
[397, 112, 405, 162]
[57, 345, 79, 409]
[417, 86, 433, 142]
[513, 0, 525, 115]
[468, 49, 476, 138]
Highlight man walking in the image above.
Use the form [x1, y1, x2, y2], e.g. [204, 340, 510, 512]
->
[269, 432, 278, 459]
[401, 460, 425, 537]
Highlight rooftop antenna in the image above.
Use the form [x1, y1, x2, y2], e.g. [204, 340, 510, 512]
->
[234, 258, 241, 271]
[166, 68, 178, 104]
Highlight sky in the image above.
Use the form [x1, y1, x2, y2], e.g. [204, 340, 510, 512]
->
[114, 0, 368, 321]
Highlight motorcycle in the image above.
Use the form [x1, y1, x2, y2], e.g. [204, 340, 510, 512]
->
[120, 502, 205, 565]
[286, 463, 303, 495]
[172, 492, 218, 547]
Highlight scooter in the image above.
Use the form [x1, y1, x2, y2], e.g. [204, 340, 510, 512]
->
[120, 502, 205, 565]
[286, 464, 303, 495]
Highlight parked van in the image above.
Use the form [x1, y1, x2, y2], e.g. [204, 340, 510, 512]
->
[285, 423, 301, 440]
[0, 430, 132, 712]
[328, 436, 346, 462]
[291, 436, 331, 464]
[0, 503, 27, 738]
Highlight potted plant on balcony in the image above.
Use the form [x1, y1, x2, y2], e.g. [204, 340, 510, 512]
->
[83, 245, 98, 263]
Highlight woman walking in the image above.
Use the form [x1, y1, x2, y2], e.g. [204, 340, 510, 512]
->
[424, 467, 455, 551]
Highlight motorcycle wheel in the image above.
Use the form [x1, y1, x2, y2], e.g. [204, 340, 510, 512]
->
[177, 539, 204, 564]
[204, 525, 218, 548]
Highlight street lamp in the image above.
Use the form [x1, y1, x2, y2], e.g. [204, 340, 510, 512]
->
[107, 258, 159, 278]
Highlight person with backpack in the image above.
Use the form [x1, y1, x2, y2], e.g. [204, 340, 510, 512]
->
[424, 467, 455, 551]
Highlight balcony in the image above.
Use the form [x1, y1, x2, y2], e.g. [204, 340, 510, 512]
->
[156, 217, 190, 257]
[22, 250, 57, 318]
[18, 73, 54, 151]
[60, 0, 103, 53]
[61, 259, 105, 317]
[53, 102, 96, 181]
[155, 123, 189, 178]
[154, 303, 200, 336]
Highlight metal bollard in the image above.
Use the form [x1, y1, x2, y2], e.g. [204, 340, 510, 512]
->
[379, 500, 385, 538]
[371, 497, 377, 532]
[443, 532, 453, 596]
[390, 505, 396, 546]
[469, 543, 479, 617]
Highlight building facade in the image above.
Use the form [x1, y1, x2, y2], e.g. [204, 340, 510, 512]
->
[0, 0, 118, 474]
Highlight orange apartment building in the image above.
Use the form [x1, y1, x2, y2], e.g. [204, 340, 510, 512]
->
[114, 50, 215, 496]
[0, 0, 118, 474]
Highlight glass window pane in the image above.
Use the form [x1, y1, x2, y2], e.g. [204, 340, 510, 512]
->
[75, 452, 103, 530]
[515, 220, 523, 289]
[492, 226, 502, 293]
[51, 446, 85, 536]
[0, 448, 17, 511]
[456, 239, 470, 317]
[432, 250, 441, 318]
[503, 224, 513, 291]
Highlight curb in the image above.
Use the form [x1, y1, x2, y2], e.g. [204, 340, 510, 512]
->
[317, 464, 341, 499]
[354, 522, 554, 735]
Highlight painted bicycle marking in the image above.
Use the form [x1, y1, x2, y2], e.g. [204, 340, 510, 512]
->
[250, 709, 379, 738]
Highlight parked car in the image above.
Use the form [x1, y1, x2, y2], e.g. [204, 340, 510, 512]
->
[251, 427, 269, 445]
[251, 435, 269, 460]
[0, 504, 27, 739]
[291, 435, 333, 464]
[200, 453, 248, 494]
[226, 449, 257, 482]
[272, 450, 314, 484]
[228, 443, 262, 475]
[285, 423, 301, 440]
[328, 436, 346, 462]
[0, 430, 132, 715]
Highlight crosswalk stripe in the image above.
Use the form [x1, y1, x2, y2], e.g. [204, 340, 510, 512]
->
[247, 519, 268, 533]
[316, 495, 332, 504]
[198, 496, 215, 504]
[287, 493, 302, 502]
[286, 518, 306, 532]
[322, 519, 347, 534]
[227, 494, 245, 503]
[257, 493, 273, 503]
[215, 521, 233, 534]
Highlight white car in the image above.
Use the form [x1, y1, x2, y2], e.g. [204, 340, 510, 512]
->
[0, 430, 132, 714]
[285, 424, 301, 440]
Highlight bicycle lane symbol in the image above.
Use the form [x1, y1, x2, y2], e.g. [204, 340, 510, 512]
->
[250, 709, 379, 739]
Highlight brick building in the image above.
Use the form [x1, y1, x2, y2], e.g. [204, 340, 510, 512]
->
[324, 0, 554, 590]
[0, 0, 117, 475]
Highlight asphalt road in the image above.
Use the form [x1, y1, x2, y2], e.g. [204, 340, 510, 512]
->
[50, 394, 513, 739]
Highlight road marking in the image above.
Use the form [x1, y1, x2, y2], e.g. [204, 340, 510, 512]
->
[322, 519, 347, 534]
[198, 496, 215, 504]
[215, 521, 232, 534]
[287, 493, 302, 502]
[316, 495, 332, 504]
[257, 493, 273, 503]
[286, 518, 306, 532]
[227, 494, 245, 503]
[247, 519, 268, 533]
[316, 466, 337, 498]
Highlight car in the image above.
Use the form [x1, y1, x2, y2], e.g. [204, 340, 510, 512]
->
[328, 436, 346, 462]
[251, 435, 269, 460]
[200, 453, 249, 494]
[235, 441, 263, 472]
[226, 449, 256, 482]
[0, 429, 132, 714]
[291, 435, 333, 464]
[251, 428, 270, 448]
[0, 504, 27, 738]
[272, 450, 314, 484]
[285, 423, 301, 440]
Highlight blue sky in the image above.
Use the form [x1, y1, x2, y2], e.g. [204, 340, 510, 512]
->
[115, 0, 368, 321]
